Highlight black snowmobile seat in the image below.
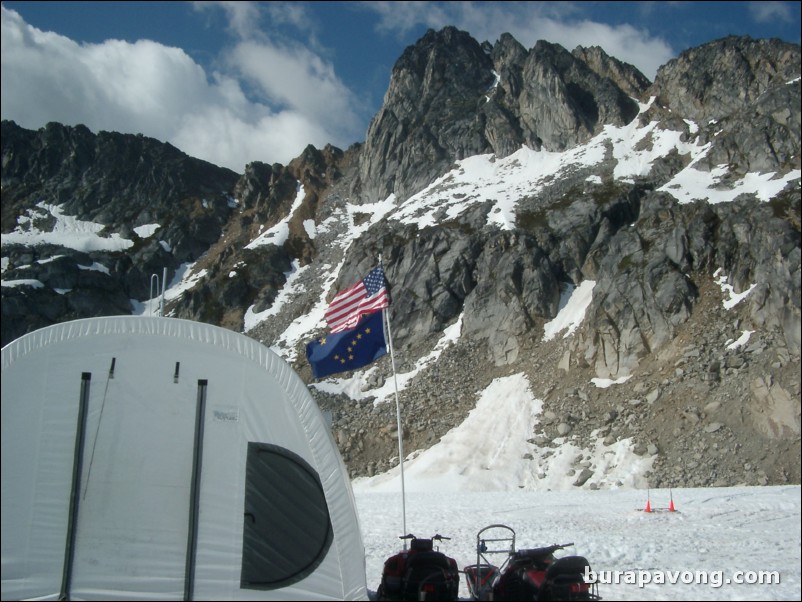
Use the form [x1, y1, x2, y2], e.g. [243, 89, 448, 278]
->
[543, 556, 595, 601]
[405, 551, 453, 570]
[545, 555, 591, 580]
[410, 538, 434, 551]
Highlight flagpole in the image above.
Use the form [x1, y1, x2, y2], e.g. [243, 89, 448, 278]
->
[380, 256, 407, 541]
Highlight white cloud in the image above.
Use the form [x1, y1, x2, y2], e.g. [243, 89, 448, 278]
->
[169, 106, 327, 172]
[225, 39, 361, 135]
[2, 8, 210, 141]
[749, 1, 794, 23]
[195, 0, 262, 38]
[366, 1, 673, 80]
[528, 19, 672, 79]
[0, 4, 363, 172]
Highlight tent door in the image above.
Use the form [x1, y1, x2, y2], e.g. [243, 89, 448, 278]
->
[65, 359, 202, 600]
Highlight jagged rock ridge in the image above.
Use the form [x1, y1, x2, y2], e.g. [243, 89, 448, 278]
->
[356, 27, 647, 203]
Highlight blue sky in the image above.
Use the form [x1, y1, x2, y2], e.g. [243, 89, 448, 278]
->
[2, 1, 800, 172]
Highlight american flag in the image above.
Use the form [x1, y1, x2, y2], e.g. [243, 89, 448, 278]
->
[325, 266, 389, 333]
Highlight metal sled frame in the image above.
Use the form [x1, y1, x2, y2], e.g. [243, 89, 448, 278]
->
[463, 524, 516, 601]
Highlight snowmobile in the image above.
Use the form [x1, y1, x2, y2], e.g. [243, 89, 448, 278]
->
[463, 524, 600, 601]
[376, 533, 460, 601]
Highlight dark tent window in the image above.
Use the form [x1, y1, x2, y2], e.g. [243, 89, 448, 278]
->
[241, 442, 333, 590]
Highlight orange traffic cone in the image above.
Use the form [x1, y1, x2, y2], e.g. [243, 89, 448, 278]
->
[669, 490, 675, 512]
[644, 498, 652, 513]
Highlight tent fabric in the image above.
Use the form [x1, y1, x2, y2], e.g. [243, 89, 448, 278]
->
[1, 316, 368, 601]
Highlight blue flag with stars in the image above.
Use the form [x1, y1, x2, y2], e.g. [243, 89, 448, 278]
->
[306, 310, 387, 379]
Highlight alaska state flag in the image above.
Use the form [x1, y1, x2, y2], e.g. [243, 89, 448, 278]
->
[306, 310, 387, 379]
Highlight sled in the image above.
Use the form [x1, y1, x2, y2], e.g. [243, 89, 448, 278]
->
[463, 524, 515, 601]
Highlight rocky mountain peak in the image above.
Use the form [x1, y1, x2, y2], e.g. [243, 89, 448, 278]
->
[651, 35, 801, 125]
[357, 28, 643, 204]
[644, 35, 801, 178]
[357, 26, 496, 203]
[571, 44, 652, 98]
[488, 33, 528, 97]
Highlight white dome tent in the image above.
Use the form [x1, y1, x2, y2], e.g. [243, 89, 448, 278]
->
[1, 316, 368, 601]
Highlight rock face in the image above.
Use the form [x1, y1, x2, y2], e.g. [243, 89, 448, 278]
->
[649, 35, 801, 175]
[356, 27, 497, 203]
[651, 36, 800, 126]
[2, 30, 800, 489]
[356, 27, 646, 203]
[1, 121, 241, 341]
[1, 123, 354, 339]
